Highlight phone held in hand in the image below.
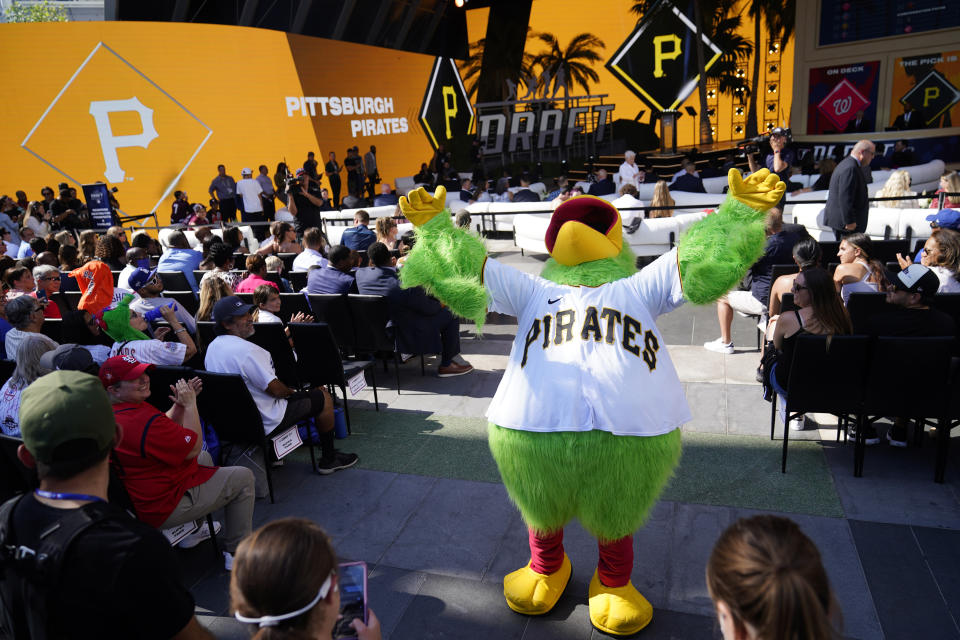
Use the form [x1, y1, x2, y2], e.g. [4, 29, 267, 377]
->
[332, 561, 368, 640]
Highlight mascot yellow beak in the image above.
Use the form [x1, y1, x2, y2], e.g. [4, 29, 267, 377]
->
[545, 195, 623, 266]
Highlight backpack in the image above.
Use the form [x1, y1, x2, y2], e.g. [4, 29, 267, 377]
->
[0, 495, 119, 639]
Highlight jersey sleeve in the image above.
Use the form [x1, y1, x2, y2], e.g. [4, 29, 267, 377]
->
[141, 411, 199, 466]
[137, 340, 187, 366]
[482, 258, 541, 318]
[627, 247, 685, 318]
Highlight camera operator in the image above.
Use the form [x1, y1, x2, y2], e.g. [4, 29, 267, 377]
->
[747, 127, 794, 186]
[286, 169, 324, 235]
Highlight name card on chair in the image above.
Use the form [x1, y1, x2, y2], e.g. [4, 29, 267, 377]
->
[348, 372, 367, 397]
[161, 521, 200, 546]
[272, 426, 303, 460]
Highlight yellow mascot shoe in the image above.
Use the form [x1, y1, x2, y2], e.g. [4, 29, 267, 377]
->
[503, 553, 572, 615]
[588, 570, 653, 636]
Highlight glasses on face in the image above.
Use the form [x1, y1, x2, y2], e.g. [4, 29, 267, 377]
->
[39, 276, 59, 282]
[792, 282, 808, 292]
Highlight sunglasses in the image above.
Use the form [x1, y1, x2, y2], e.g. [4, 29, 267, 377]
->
[791, 283, 808, 292]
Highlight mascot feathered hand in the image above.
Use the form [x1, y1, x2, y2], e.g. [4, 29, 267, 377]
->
[399, 170, 784, 635]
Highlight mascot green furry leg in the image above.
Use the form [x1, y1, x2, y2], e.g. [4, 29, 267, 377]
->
[397, 169, 785, 635]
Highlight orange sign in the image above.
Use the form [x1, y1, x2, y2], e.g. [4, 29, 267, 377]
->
[0, 21, 442, 225]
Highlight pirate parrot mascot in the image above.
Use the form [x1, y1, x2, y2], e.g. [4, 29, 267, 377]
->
[398, 169, 785, 635]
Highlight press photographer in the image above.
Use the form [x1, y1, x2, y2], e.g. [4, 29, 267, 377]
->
[286, 168, 324, 234]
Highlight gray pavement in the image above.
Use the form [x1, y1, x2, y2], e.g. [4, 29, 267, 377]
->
[189, 240, 960, 639]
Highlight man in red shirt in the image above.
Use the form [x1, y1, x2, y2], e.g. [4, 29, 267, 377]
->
[101, 355, 255, 570]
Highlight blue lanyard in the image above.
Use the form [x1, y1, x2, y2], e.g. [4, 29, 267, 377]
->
[34, 489, 105, 504]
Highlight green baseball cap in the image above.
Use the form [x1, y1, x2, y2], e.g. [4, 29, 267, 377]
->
[20, 371, 116, 465]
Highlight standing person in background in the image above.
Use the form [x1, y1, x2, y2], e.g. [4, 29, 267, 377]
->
[364, 145, 379, 201]
[171, 191, 190, 225]
[274, 162, 290, 206]
[303, 151, 319, 181]
[618, 151, 641, 189]
[823, 140, 874, 239]
[325, 151, 343, 208]
[344, 147, 362, 200]
[256, 165, 276, 224]
[209, 164, 238, 223]
[287, 169, 325, 235]
[236, 168, 267, 241]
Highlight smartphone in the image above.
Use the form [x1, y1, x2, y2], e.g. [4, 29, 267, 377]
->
[332, 561, 368, 640]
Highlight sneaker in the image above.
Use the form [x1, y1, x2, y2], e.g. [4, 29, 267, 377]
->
[438, 361, 474, 377]
[849, 423, 880, 445]
[400, 353, 415, 363]
[178, 520, 222, 549]
[789, 415, 806, 431]
[886, 424, 908, 448]
[703, 338, 734, 355]
[317, 451, 359, 475]
[223, 551, 234, 571]
[755, 366, 763, 383]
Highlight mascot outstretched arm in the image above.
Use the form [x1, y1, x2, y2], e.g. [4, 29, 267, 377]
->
[399, 169, 784, 636]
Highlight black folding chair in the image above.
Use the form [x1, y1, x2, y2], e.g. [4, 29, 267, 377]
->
[931, 293, 960, 326]
[0, 434, 36, 503]
[279, 293, 311, 320]
[262, 272, 284, 291]
[308, 294, 357, 352]
[937, 357, 960, 483]
[196, 321, 218, 354]
[248, 323, 301, 388]
[50, 291, 74, 317]
[277, 253, 298, 273]
[146, 365, 197, 413]
[769, 264, 798, 287]
[60, 273, 79, 293]
[773, 334, 870, 473]
[870, 240, 910, 264]
[288, 323, 379, 433]
[289, 271, 309, 292]
[818, 241, 840, 261]
[111, 271, 121, 287]
[846, 292, 890, 333]
[164, 291, 199, 316]
[158, 271, 192, 292]
[63, 291, 82, 312]
[0, 360, 15, 387]
[193, 270, 206, 286]
[347, 294, 403, 392]
[39, 319, 63, 344]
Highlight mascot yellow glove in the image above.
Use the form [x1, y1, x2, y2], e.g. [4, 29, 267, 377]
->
[727, 168, 786, 211]
[399, 185, 447, 226]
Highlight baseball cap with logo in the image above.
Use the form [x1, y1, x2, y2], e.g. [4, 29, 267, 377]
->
[770, 127, 787, 137]
[926, 208, 960, 231]
[241, 167, 253, 176]
[212, 295, 255, 334]
[127, 267, 159, 291]
[295, 168, 305, 177]
[19, 370, 116, 466]
[39, 344, 95, 373]
[886, 264, 941, 297]
[99, 354, 154, 388]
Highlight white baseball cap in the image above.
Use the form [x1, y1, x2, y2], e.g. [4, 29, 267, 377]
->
[241, 167, 253, 175]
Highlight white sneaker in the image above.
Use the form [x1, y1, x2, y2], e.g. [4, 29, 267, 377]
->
[400, 353, 414, 363]
[703, 338, 734, 355]
[789, 415, 806, 431]
[223, 551, 234, 571]
[178, 520, 222, 549]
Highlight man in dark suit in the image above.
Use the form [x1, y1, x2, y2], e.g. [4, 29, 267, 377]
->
[587, 169, 615, 196]
[891, 102, 925, 130]
[356, 243, 473, 377]
[671, 159, 706, 193]
[890, 139, 916, 167]
[340, 209, 376, 254]
[306, 244, 358, 294]
[823, 140, 875, 239]
[844, 110, 872, 133]
[512, 174, 541, 202]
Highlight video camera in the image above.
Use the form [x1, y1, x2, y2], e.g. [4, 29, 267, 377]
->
[738, 127, 792, 155]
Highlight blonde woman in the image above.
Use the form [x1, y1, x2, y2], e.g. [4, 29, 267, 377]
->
[196, 275, 233, 321]
[875, 170, 918, 208]
[931, 171, 960, 209]
[21, 201, 51, 237]
[375, 216, 398, 250]
[649, 180, 675, 218]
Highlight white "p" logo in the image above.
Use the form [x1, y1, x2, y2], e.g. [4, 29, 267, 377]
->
[88, 97, 158, 182]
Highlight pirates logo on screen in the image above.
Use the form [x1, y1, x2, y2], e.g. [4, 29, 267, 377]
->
[606, 0, 721, 112]
[419, 57, 474, 151]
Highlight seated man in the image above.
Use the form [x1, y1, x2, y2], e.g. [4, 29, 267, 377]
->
[356, 242, 473, 377]
[203, 296, 358, 474]
[128, 267, 198, 335]
[156, 230, 203, 292]
[587, 169, 615, 196]
[306, 244, 358, 294]
[292, 227, 327, 272]
[671, 159, 706, 193]
[4, 370, 213, 639]
[340, 210, 375, 254]
[458, 178, 477, 203]
[101, 355, 254, 570]
[705, 208, 802, 353]
[103, 295, 197, 365]
[118, 247, 149, 289]
[512, 174, 541, 202]
[373, 183, 399, 207]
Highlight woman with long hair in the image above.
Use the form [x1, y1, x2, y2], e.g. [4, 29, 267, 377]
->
[274, 162, 290, 205]
[257, 221, 301, 256]
[649, 180, 675, 218]
[0, 334, 55, 436]
[833, 233, 885, 305]
[21, 201, 51, 237]
[767, 237, 822, 317]
[95, 234, 126, 270]
[874, 169, 918, 208]
[61, 309, 113, 363]
[230, 518, 380, 640]
[707, 515, 839, 640]
[930, 171, 960, 209]
[222, 226, 249, 255]
[897, 227, 960, 292]
[58, 244, 80, 271]
[375, 216, 398, 250]
[196, 275, 234, 321]
[78, 230, 98, 264]
[771, 267, 852, 431]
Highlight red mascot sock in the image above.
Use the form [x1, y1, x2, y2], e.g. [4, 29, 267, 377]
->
[528, 528, 564, 575]
[597, 535, 634, 588]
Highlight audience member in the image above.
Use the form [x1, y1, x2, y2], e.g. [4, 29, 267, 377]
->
[671, 159, 706, 193]
[834, 233, 884, 305]
[15, 228, 37, 259]
[199, 241, 240, 291]
[375, 216, 398, 250]
[357, 243, 473, 377]
[705, 208, 802, 354]
[0, 334, 55, 436]
[747, 128, 794, 191]
[196, 276, 233, 321]
[235, 254, 279, 294]
[588, 169, 615, 196]
[157, 230, 203, 292]
[795, 158, 836, 194]
[767, 237, 822, 317]
[102, 296, 197, 365]
[230, 518, 381, 639]
[221, 226, 250, 254]
[874, 170, 918, 208]
[118, 247, 147, 289]
[414, 162, 433, 186]
[107, 225, 129, 251]
[707, 515, 838, 640]
[31, 265, 61, 319]
[1, 371, 211, 638]
[34, 251, 58, 268]
[5, 265, 34, 298]
[306, 245, 358, 294]
[102, 355, 254, 570]
[455, 210, 472, 230]
[618, 151, 642, 189]
[257, 221, 301, 256]
[186, 203, 211, 228]
[128, 267, 198, 335]
[545, 176, 568, 201]
[39, 342, 100, 375]
[341, 210, 376, 255]
[21, 201, 51, 237]
[204, 296, 358, 473]
[512, 174, 540, 202]
[264, 255, 293, 292]
[931, 171, 960, 209]
[292, 227, 328, 272]
[4, 295, 57, 360]
[649, 181, 675, 218]
[768, 268, 852, 430]
[61, 309, 112, 363]
[0, 287, 11, 357]
[78, 229, 98, 263]
[252, 284, 313, 337]
[374, 183, 399, 207]
[824, 140, 874, 238]
[58, 244, 79, 272]
[889, 139, 916, 167]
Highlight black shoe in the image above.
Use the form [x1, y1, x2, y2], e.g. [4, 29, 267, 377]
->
[848, 423, 880, 445]
[316, 451, 359, 475]
[755, 367, 764, 383]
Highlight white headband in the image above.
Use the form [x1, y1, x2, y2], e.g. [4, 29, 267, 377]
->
[235, 573, 334, 628]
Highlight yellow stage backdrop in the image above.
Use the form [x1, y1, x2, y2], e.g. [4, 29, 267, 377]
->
[0, 21, 440, 225]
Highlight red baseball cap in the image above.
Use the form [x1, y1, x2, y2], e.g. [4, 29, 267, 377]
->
[99, 354, 154, 388]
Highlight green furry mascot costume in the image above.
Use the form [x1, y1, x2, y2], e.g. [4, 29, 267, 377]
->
[399, 169, 784, 635]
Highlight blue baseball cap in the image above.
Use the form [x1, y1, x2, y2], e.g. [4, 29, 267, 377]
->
[926, 208, 960, 230]
[127, 267, 159, 291]
[212, 295, 255, 334]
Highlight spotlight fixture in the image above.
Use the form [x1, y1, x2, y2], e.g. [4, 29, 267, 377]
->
[768, 64, 779, 74]
[455, 0, 467, 7]
[734, 125, 744, 134]
[735, 106, 744, 115]
[767, 83, 778, 94]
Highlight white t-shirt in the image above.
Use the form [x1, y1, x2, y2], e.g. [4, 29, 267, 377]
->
[204, 334, 286, 433]
[930, 266, 960, 293]
[618, 161, 641, 188]
[256, 309, 282, 324]
[110, 339, 186, 365]
[292, 248, 327, 272]
[236, 178, 264, 213]
[0, 378, 26, 437]
[117, 264, 138, 290]
[84, 344, 112, 365]
[130, 296, 197, 335]
[482, 248, 690, 436]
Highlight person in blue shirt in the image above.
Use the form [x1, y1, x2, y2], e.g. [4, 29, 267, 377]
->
[373, 184, 399, 207]
[306, 245, 358, 294]
[671, 159, 707, 193]
[341, 210, 376, 255]
[156, 230, 203, 292]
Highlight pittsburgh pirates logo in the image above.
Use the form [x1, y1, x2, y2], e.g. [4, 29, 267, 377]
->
[419, 57, 474, 150]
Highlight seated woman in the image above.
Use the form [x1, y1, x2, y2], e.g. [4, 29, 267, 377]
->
[95, 234, 126, 270]
[375, 216, 398, 250]
[897, 227, 960, 293]
[0, 334, 56, 436]
[767, 237, 822, 319]
[222, 226, 250, 254]
[257, 221, 302, 256]
[707, 514, 839, 640]
[62, 309, 113, 363]
[231, 517, 380, 640]
[874, 169, 919, 209]
[235, 254, 279, 294]
[769, 267, 852, 431]
[834, 233, 885, 305]
[4, 295, 58, 361]
[196, 275, 233, 321]
[648, 180, 675, 218]
[930, 171, 960, 209]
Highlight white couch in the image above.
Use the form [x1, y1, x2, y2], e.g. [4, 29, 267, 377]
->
[792, 203, 935, 242]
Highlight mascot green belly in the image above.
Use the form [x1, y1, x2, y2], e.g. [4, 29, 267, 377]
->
[398, 170, 784, 635]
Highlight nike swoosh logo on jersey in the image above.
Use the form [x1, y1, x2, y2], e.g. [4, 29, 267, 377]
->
[547, 297, 562, 304]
